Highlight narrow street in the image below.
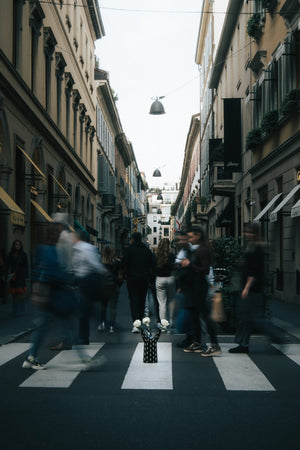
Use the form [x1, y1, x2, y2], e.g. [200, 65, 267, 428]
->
[0, 285, 299, 450]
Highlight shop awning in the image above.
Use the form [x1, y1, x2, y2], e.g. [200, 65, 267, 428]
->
[31, 199, 53, 222]
[291, 199, 300, 218]
[74, 219, 89, 237]
[270, 185, 300, 223]
[17, 145, 47, 183]
[86, 224, 98, 237]
[49, 173, 71, 201]
[253, 193, 282, 223]
[0, 186, 25, 226]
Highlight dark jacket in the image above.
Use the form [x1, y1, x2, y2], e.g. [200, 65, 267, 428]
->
[7, 251, 29, 289]
[178, 246, 210, 309]
[122, 242, 155, 280]
[241, 244, 265, 294]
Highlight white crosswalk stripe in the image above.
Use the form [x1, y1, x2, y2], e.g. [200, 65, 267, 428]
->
[0, 341, 299, 390]
[0, 343, 30, 366]
[20, 343, 104, 388]
[121, 343, 173, 390]
[214, 344, 275, 391]
[272, 343, 300, 366]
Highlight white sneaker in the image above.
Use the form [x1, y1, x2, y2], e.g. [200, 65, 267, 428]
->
[22, 356, 46, 370]
[131, 326, 140, 333]
[109, 326, 114, 333]
[82, 355, 107, 371]
[97, 322, 106, 331]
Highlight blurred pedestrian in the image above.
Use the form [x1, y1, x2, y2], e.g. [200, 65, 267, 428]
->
[7, 240, 28, 316]
[121, 232, 155, 332]
[72, 231, 107, 344]
[154, 238, 176, 329]
[179, 227, 221, 356]
[22, 223, 79, 370]
[97, 245, 123, 333]
[50, 213, 76, 351]
[229, 223, 287, 354]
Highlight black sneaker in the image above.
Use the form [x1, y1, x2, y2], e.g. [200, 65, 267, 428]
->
[184, 342, 204, 353]
[201, 345, 222, 357]
[228, 345, 249, 354]
[22, 356, 45, 370]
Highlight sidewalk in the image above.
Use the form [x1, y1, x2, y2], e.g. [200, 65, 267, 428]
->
[0, 292, 300, 346]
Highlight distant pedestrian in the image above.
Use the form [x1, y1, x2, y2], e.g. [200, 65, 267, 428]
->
[121, 232, 155, 332]
[154, 238, 176, 329]
[97, 245, 123, 333]
[7, 240, 28, 316]
[229, 223, 286, 354]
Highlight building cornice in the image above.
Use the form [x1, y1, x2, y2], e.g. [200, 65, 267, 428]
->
[209, 0, 243, 89]
[250, 131, 300, 181]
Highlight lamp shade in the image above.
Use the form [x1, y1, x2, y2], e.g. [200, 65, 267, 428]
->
[152, 168, 162, 177]
[149, 99, 165, 115]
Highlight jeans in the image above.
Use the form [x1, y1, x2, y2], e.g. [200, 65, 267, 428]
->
[155, 276, 176, 322]
[126, 277, 150, 321]
[235, 292, 285, 346]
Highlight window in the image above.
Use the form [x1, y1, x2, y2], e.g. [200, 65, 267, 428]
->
[55, 52, 66, 127]
[153, 227, 157, 233]
[65, 73, 74, 139]
[153, 237, 157, 245]
[163, 228, 169, 236]
[29, 1, 45, 92]
[79, 103, 86, 158]
[13, 0, 24, 70]
[72, 90, 81, 150]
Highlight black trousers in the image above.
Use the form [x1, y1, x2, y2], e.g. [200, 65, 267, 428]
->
[126, 277, 150, 321]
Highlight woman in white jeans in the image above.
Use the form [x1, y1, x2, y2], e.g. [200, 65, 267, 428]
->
[154, 239, 176, 327]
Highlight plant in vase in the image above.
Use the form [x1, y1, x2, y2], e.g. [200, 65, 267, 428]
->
[133, 317, 169, 363]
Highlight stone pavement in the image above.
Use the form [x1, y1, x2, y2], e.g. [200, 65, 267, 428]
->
[0, 289, 300, 346]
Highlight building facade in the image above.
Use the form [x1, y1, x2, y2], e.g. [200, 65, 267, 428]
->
[0, 0, 104, 257]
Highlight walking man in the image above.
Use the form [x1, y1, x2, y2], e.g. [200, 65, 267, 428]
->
[122, 232, 155, 332]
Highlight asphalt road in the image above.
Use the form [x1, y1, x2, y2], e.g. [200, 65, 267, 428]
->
[0, 286, 300, 450]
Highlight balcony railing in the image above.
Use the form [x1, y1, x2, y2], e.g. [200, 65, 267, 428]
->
[209, 162, 238, 196]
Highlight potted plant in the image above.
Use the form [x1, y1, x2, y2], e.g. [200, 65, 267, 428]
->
[261, 110, 279, 134]
[246, 128, 262, 150]
[280, 89, 300, 116]
[247, 13, 263, 40]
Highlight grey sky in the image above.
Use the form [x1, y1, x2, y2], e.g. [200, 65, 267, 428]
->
[95, 1, 204, 188]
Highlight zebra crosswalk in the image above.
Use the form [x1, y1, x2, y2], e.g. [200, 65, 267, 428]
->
[0, 341, 299, 391]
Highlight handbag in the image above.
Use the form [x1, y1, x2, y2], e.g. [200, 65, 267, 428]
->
[210, 291, 226, 323]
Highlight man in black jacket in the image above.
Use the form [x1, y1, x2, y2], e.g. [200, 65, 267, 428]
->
[122, 232, 155, 332]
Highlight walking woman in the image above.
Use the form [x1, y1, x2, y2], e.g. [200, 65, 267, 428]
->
[154, 238, 176, 327]
[7, 240, 29, 316]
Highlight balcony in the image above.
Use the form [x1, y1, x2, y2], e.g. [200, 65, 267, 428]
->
[209, 163, 238, 196]
[101, 194, 116, 210]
